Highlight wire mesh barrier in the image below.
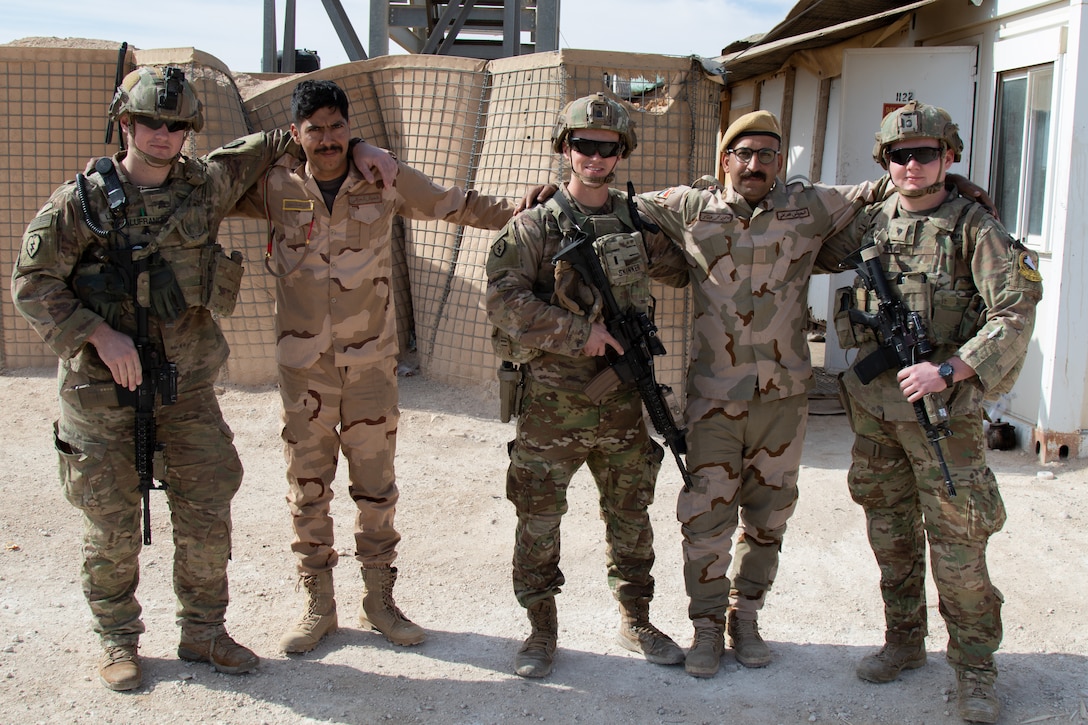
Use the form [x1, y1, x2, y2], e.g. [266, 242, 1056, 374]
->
[1, 46, 720, 400]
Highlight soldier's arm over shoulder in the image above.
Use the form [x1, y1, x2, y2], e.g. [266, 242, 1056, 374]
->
[12, 189, 107, 359]
[395, 162, 515, 230]
[207, 129, 302, 205]
[634, 197, 690, 288]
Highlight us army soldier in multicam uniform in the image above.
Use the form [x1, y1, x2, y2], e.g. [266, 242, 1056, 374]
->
[233, 79, 515, 655]
[10, 66, 394, 692]
[833, 101, 1042, 724]
[635, 110, 897, 678]
[486, 93, 690, 679]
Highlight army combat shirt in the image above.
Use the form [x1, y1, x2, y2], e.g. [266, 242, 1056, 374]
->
[13, 131, 298, 386]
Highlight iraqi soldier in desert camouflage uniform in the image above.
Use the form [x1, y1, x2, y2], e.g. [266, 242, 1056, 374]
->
[10, 66, 394, 692]
[634, 110, 897, 678]
[486, 93, 690, 679]
[833, 101, 1042, 724]
[233, 79, 515, 655]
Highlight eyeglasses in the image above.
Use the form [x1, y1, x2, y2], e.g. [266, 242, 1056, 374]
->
[727, 147, 780, 165]
[134, 115, 190, 133]
[568, 137, 622, 158]
[884, 146, 942, 166]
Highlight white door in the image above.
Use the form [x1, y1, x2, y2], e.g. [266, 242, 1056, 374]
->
[823, 45, 978, 371]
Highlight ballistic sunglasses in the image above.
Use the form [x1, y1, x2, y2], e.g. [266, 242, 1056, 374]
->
[884, 146, 943, 166]
[568, 137, 623, 158]
[134, 115, 191, 133]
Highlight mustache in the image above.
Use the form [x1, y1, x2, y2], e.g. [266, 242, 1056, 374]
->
[314, 144, 343, 154]
[740, 170, 767, 181]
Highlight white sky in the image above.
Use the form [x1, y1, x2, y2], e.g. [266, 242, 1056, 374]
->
[1, 0, 795, 73]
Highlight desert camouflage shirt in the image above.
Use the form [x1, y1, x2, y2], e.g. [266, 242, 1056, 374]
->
[638, 175, 882, 403]
[238, 159, 515, 369]
[12, 131, 297, 386]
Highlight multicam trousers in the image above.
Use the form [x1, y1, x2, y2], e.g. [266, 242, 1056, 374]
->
[56, 378, 243, 647]
[279, 352, 400, 573]
[678, 392, 806, 624]
[845, 400, 1005, 674]
[505, 375, 664, 608]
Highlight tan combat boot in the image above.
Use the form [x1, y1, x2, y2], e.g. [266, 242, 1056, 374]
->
[617, 598, 684, 665]
[957, 669, 1000, 723]
[684, 618, 725, 678]
[99, 643, 141, 691]
[177, 632, 259, 674]
[279, 570, 338, 653]
[514, 598, 558, 678]
[727, 611, 772, 668]
[856, 631, 927, 683]
[359, 566, 426, 645]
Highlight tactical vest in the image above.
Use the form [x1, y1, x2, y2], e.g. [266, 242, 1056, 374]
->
[834, 195, 989, 354]
[71, 158, 244, 326]
[544, 191, 653, 316]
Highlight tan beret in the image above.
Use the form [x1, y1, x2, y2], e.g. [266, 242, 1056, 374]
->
[718, 110, 782, 155]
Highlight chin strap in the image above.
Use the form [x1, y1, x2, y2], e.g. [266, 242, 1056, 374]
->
[566, 150, 616, 188]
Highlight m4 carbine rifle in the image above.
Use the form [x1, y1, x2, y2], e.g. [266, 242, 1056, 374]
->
[552, 183, 693, 490]
[114, 246, 178, 544]
[842, 243, 956, 497]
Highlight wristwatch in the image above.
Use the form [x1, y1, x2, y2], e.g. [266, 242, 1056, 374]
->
[937, 361, 955, 389]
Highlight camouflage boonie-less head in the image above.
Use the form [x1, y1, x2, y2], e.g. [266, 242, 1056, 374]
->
[109, 66, 204, 132]
[873, 100, 962, 168]
[551, 92, 637, 158]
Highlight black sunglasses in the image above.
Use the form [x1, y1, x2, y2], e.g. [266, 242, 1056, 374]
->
[884, 146, 943, 166]
[568, 137, 622, 158]
[134, 115, 190, 133]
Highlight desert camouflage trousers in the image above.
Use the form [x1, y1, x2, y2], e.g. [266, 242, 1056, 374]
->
[56, 376, 243, 647]
[845, 400, 1005, 674]
[279, 353, 400, 573]
[505, 375, 664, 608]
[678, 393, 805, 623]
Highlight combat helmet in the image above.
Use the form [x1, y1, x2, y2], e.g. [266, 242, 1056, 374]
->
[551, 92, 637, 158]
[873, 100, 962, 169]
[108, 65, 204, 133]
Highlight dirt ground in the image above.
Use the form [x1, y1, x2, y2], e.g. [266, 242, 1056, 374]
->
[0, 353, 1085, 725]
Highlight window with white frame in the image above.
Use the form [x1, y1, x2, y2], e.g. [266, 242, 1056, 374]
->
[991, 64, 1053, 249]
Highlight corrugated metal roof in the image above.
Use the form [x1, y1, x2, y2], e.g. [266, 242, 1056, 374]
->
[716, 0, 938, 83]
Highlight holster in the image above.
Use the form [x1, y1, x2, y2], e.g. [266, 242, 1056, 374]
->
[498, 363, 524, 423]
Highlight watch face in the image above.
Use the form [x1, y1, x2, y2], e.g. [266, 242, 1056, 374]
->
[939, 362, 954, 384]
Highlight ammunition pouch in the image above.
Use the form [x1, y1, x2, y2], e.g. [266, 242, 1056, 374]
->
[594, 231, 651, 315]
[160, 244, 244, 317]
[202, 245, 244, 316]
[833, 284, 876, 351]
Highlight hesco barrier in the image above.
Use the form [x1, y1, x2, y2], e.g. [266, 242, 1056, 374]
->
[1, 45, 720, 398]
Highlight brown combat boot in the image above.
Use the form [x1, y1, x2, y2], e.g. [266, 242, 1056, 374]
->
[99, 643, 141, 691]
[360, 566, 426, 645]
[684, 618, 725, 678]
[178, 632, 259, 674]
[957, 669, 1000, 723]
[279, 570, 338, 653]
[856, 631, 927, 683]
[515, 598, 558, 678]
[617, 598, 684, 665]
[727, 611, 772, 668]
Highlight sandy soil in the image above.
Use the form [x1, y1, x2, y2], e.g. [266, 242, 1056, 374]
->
[0, 360, 1085, 725]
